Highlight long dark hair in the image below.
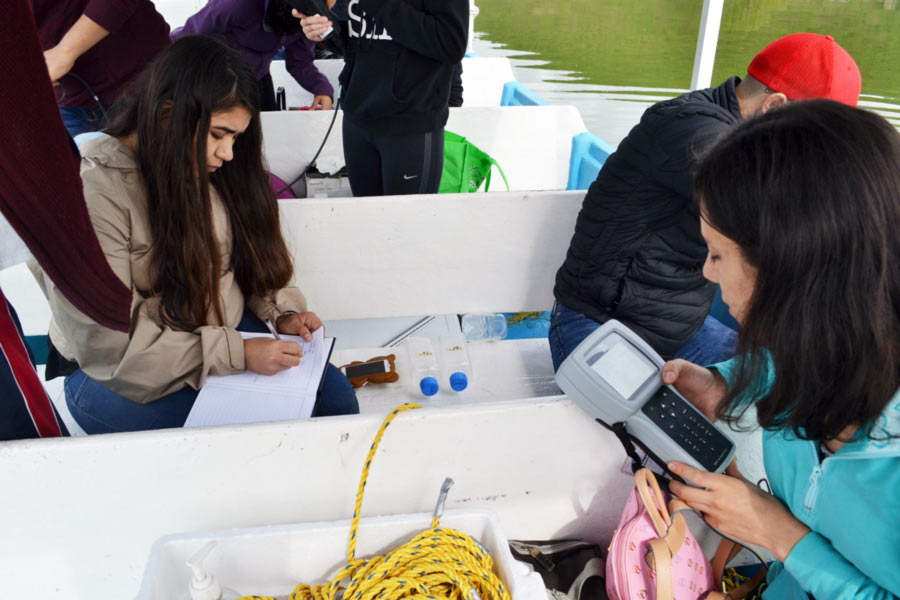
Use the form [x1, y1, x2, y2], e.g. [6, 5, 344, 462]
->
[693, 100, 900, 442]
[108, 36, 293, 331]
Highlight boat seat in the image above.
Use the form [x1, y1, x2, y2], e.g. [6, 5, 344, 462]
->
[25, 334, 49, 365]
[261, 106, 601, 195]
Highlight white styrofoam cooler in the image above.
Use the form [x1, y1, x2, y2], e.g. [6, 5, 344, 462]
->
[137, 509, 547, 600]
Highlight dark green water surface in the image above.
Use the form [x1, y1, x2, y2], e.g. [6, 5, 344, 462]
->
[476, 0, 900, 104]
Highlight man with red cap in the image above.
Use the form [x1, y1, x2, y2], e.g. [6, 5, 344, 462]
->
[0, 0, 132, 440]
[550, 33, 861, 371]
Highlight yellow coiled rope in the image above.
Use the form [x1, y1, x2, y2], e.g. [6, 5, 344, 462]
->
[238, 403, 511, 600]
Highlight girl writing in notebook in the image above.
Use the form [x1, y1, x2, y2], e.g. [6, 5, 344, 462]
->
[33, 36, 358, 433]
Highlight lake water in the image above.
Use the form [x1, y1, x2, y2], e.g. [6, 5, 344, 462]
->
[472, 0, 900, 145]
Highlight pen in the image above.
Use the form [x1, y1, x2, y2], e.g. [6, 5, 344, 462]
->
[264, 318, 282, 341]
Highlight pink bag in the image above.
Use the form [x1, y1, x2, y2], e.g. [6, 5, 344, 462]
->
[269, 172, 294, 199]
[606, 468, 715, 600]
[607, 469, 766, 600]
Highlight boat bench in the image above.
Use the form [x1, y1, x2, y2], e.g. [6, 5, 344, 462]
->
[8, 188, 734, 361]
[2, 190, 582, 366]
[261, 106, 608, 196]
[0, 190, 755, 599]
[280, 190, 583, 320]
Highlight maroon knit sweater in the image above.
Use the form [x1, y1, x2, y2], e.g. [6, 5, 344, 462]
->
[0, 0, 131, 332]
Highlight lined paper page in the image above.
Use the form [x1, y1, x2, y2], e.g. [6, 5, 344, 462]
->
[183, 387, 316, 427]
[184, 329, 333, 428]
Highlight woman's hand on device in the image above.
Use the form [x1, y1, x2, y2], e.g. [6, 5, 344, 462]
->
[294, 11, 334, 41]
[277, 311, 323, 342]
[661, 359, 727, 421]
[244, 338, 302, 375]
[668, 461, 810, 562]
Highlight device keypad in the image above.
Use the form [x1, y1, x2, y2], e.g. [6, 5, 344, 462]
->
[640, 387, 732, 471]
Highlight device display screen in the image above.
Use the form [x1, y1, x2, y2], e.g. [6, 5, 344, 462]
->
[586, 334, 658, 400]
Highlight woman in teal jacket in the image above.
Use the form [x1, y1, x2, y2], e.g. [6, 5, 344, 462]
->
[662, 100, 900, 600]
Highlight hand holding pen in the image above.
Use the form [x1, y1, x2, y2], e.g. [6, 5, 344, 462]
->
[264, 318, 283, 341]
[242, 317, 304, 376]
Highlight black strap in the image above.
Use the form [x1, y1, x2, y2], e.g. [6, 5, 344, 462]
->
[611, 421, 644, 473]
[608, 420, 681, 488]
[44, 338, 79, 381]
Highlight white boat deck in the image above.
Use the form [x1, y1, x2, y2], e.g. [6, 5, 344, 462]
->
[335, 338, 561, 412]
[0, 189, 765, 599]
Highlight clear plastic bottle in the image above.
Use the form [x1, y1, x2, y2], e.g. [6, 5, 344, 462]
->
[406, 336, 440, 397]
[461, 313, 508, 342]
[439, 333, 472, 392]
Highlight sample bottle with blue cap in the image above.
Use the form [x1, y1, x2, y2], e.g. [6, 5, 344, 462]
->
[406, 336, 440, 397]
[440, 333, 472, 392]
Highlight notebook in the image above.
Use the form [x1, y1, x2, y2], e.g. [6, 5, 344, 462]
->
[184, 328, 334, 428]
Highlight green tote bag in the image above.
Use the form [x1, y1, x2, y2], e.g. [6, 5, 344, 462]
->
[439, 131, 510, 194]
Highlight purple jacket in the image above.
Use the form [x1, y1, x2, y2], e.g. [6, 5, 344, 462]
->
[172, 0, 333, 98]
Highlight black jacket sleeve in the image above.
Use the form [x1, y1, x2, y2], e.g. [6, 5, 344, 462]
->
[319, 21, 347, 57]
[358, 0, 468, 63]
[449, 62, 463, 107]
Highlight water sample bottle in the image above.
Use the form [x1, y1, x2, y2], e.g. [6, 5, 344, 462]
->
[439, 333, 472, 392]
[406, 336, 440, 397]
[461, 313, 508, 342]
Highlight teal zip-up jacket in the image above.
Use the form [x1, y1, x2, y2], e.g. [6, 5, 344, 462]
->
[714, 359, 900, 600]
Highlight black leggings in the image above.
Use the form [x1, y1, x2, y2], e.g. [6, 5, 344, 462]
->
[342, 118, 444, 197]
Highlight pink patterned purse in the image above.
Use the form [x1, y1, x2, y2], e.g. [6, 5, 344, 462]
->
[607, 468, 715, 600]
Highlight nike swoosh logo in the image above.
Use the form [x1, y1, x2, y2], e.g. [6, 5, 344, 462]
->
[403, 174, 418, 180]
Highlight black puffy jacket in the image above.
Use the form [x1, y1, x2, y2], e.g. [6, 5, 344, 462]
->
[554, 77, 742, 358]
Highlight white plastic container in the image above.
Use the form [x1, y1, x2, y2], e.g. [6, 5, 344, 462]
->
[137, 509, 546, 600]
[406, 336, 440, 396]
[439, 333, 472, 392]
[461, 313, 508, 341]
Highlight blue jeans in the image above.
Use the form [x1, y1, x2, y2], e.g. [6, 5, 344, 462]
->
[548, 301, 737, 371]
[65, 313, 359, 434]
[59, 105, 111, 138]
[673, 313, 738, 366]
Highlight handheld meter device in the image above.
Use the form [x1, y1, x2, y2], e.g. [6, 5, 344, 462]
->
[555, 320, 735, 474]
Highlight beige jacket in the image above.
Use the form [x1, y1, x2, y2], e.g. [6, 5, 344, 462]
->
[32, 135, 307, 403]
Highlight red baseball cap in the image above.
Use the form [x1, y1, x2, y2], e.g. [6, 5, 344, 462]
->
[748, 33, 861, 106]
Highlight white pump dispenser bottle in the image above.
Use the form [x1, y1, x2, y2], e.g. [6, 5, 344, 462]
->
[186, 541, 241, 600]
